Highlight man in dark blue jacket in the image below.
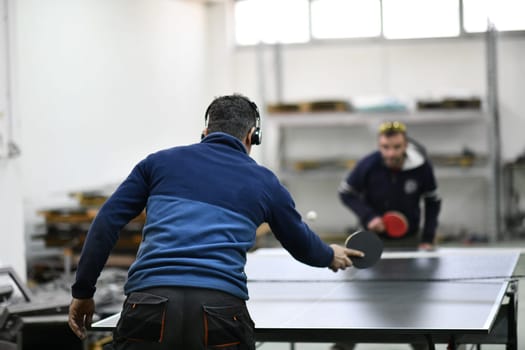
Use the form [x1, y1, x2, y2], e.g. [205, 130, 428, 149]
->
[68, 94, 363, 350]
[339, 121, 441, 250]
[335, 122, 441, 350]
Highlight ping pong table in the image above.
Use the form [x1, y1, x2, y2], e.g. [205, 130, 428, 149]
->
[92, 247, 521, 349]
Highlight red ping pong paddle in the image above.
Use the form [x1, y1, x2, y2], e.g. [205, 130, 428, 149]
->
[345, 230, 383, 269]
[382, 211, 409, 238]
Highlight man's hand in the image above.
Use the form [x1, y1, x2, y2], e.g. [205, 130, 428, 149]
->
[68, 297, 95, 339]
[418, 243, 434, 251]
[329, 244, 364, 272]
[367, 216, 385, 233]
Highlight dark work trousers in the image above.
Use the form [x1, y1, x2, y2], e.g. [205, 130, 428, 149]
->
[105, 286, 255, 350]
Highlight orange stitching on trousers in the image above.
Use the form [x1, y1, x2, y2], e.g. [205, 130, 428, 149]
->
[214, 342, 241, 348]
[203, 313, 208, 346]
[159, 308, 166, 342]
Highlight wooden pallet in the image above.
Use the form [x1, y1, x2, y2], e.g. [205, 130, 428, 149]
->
[267, 99, 352, 114]
[292, 158, 357, 172]
[417, 98, 481, 110]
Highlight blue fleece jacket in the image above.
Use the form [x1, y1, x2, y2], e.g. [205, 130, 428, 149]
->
[338, 143, 441, 243]
[72, 133, 333, 300]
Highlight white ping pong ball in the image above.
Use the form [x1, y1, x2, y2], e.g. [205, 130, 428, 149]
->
[306, 210, 318, 221]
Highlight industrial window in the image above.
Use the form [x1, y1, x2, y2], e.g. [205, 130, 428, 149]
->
[234, 0, 310, 45]
[463, 0, 525, 33]
[311, 0, 381, 39]
[382, 0, 460, 39]
[234, 0, 525, 46]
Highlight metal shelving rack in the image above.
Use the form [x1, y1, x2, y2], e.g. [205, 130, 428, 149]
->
[263, 108, 494, 238]
[256, 28, 502, 242]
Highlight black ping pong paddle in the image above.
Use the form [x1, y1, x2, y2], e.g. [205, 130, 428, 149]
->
[345, 230, 383, 269]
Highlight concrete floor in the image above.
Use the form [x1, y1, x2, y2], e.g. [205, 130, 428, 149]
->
[254, 244, 525, 350]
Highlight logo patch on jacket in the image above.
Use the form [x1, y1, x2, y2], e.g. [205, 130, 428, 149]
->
[404, 179, 418, 194]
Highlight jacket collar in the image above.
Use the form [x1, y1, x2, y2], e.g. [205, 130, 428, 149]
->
[402, 143, 425, 170]
[201, 132, 248, 154]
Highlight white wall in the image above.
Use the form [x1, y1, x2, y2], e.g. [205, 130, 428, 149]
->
[11, 0, 212, 265]
[0, 159, 25, 278]
[498, 37, 525, 159]
[0, 0, 26, 279]
[15, 0, 209, 197]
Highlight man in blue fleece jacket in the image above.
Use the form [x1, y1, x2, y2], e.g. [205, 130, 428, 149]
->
[68, 94, 363, 349]
[339, 121, 441, 250]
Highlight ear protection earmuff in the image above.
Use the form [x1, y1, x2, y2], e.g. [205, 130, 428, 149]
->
[202, 97, 262, 145]
[248, 100, 262, 145]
